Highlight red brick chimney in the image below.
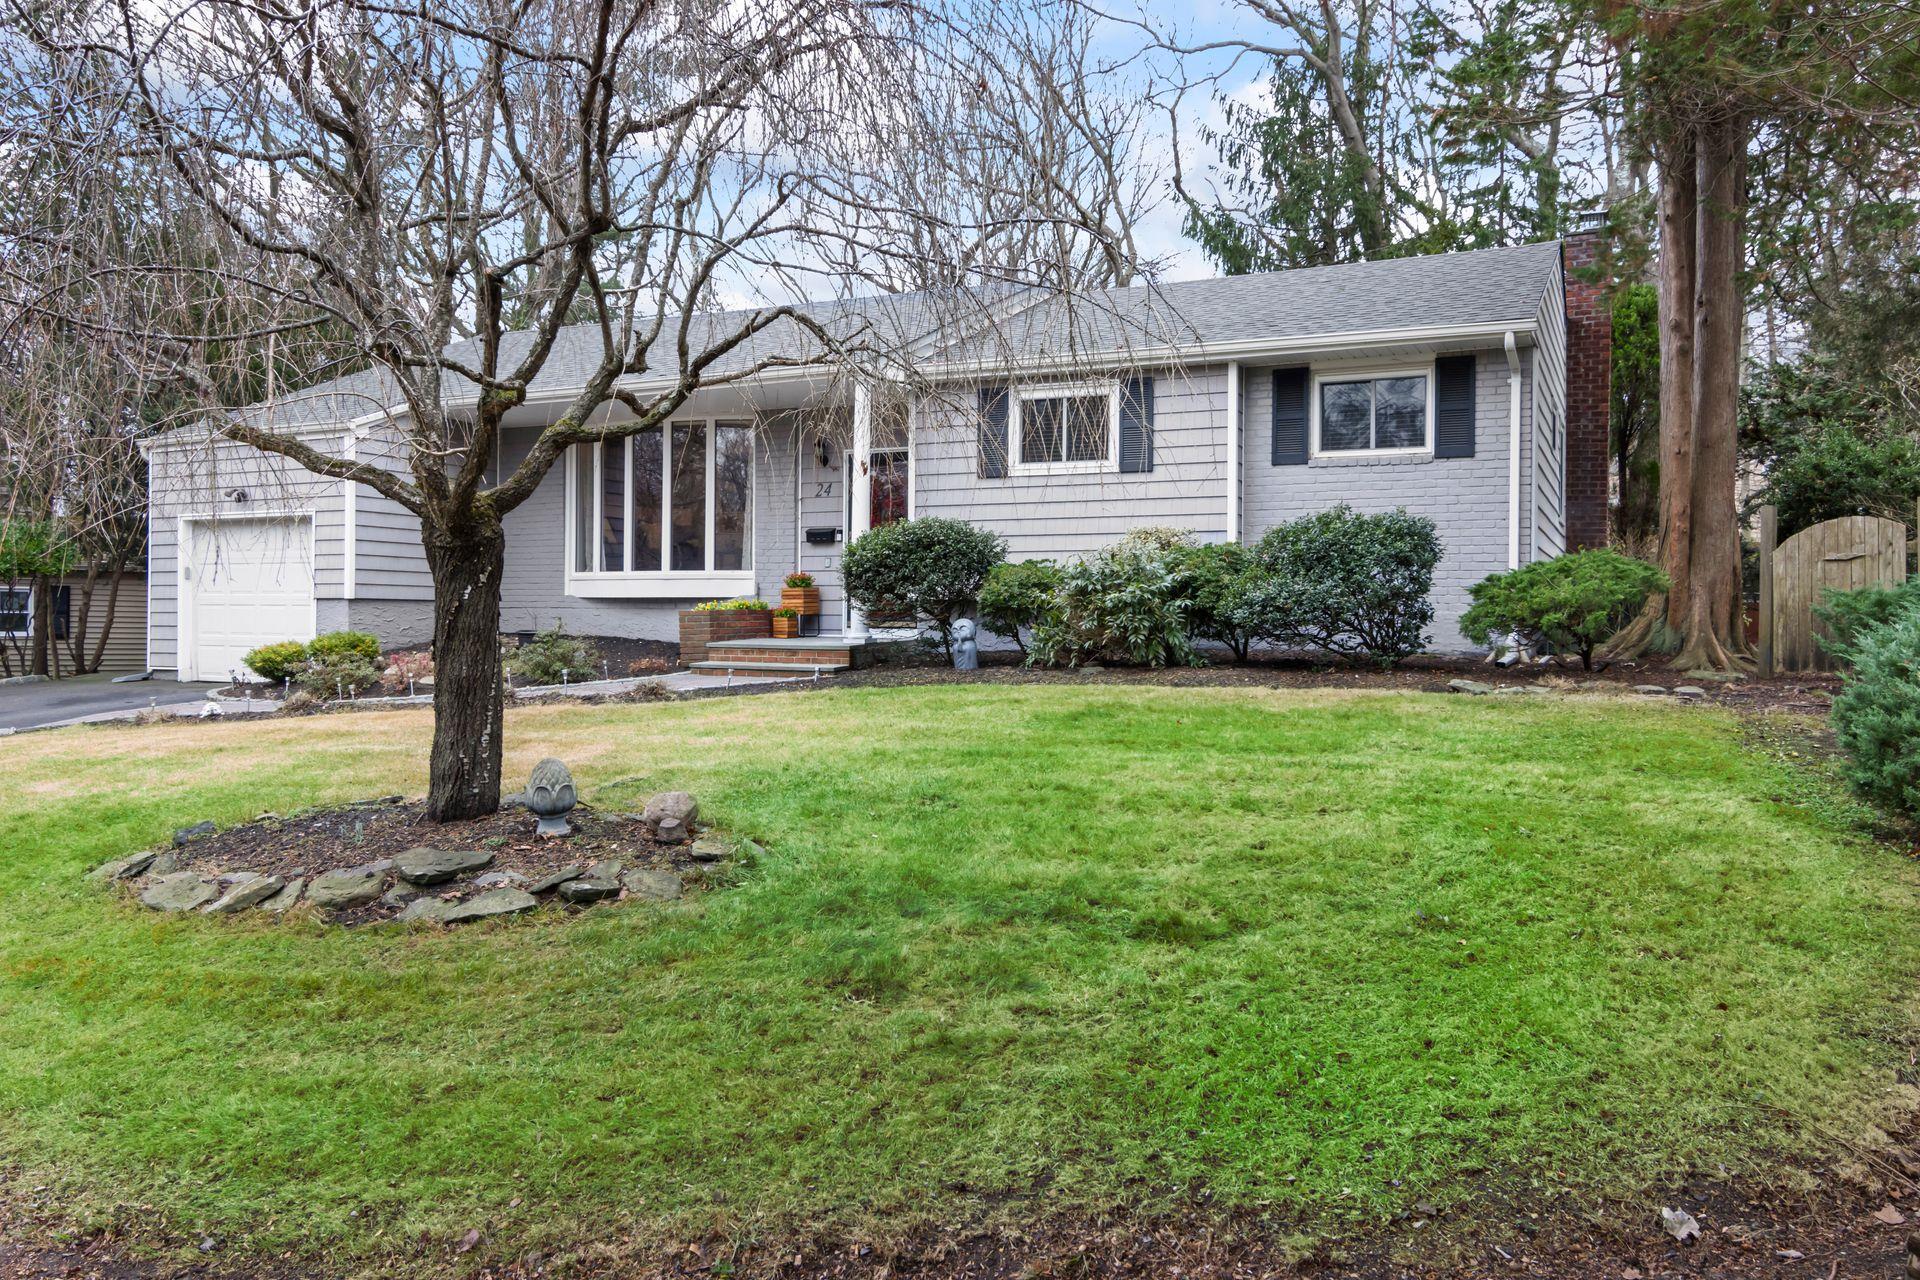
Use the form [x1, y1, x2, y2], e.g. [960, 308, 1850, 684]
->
[1562, 211, 1612, 550]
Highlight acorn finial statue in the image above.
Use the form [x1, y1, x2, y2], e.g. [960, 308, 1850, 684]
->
[526, 758, 577, 837]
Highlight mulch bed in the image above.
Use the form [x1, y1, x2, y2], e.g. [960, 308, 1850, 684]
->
[164, 797, 721, 924]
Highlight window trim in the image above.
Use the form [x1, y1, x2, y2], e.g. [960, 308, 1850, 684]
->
[0, 585, 30, 638]
[564, 418, 756, 600]
[1309, 363, 1436, 459]
[1010, 381, 1120, 475]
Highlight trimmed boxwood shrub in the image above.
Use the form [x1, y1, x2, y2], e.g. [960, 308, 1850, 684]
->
[977, 559, 1062, 655]
[1813, 577, 1920, 666]
[307, 630, 381, 664]
[1832, 607, 1920, 816]
[243, 639, 310, 683]
[1460, 549, 1669, 669]
[841, 517, 1005, 659]
[1247, 506, 1441, 665]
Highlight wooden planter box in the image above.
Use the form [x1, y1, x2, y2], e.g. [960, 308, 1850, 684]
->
[780, 586, 822, 617]
[678, 608, 772, 664]
[771, 614, 800, 639]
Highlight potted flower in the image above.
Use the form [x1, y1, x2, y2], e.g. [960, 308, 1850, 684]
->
[780, 571, 821, 618]
[771, 606, 801, 639]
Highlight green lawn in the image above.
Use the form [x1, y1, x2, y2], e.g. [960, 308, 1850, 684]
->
[0, 685, 1916, 1263]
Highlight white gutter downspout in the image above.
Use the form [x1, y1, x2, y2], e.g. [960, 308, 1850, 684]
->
[1225, 361, 1242, 542]
[1504, 330, 1522, 570]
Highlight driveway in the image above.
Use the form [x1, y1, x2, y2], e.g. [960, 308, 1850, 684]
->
[0, 674, 222, 732]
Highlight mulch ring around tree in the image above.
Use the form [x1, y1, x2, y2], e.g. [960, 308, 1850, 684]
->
[92, 794, 745, 926]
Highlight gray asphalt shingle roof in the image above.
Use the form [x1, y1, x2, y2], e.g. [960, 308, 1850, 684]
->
[226, 241, 1560, 428]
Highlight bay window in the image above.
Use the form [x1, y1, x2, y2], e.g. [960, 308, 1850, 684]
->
[568, 420, 754, 593]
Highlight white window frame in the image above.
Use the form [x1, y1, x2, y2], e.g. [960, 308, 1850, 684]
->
[1310, 363, 1436, 459]
[1011, 381, 1120, 475]
[0, 585, 31, 638]
[564, 419, 757, 599]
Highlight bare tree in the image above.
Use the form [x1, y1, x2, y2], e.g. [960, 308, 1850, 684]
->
[2, 0, 1145, 817]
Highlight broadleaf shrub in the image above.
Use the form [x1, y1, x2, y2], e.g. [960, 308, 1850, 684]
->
[1029, 540, 1199, 669]
[1813, 577, 1920, 665]
[243, 640, 310, 683]
[1166, 541, 1262, 660]
[380, 649, 435, 695]
[1247, 506, 1441, 665]
[295, 654, 384, 699]
[1459, 549, 1668, 669]
[977, 559, 1062, 654]
[840, 517, 1005, 658]
[1831, 608, 1920, 816]
[307, 631, 381, 664]
[507, 624, 601, 686]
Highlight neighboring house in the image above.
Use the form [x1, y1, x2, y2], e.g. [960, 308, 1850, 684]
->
[143, 227, 1611, 681]
[1, 572, 149, 676]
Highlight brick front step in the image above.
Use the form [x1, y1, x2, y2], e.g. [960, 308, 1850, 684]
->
[702, 645, 855, 666]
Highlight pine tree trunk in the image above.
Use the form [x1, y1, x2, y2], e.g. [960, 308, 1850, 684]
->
[425, 520, 506, 821]
[29, 578, 50, 676]
[1673, 110, 1751, 671]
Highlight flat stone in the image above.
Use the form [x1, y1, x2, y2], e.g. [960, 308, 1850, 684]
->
[557, 877, 620, 904]
[397, 896, 455, 924]
[442, 889, 538, 923]
[641, 791, 698, 843]
[172, 821, 216, 847]
[1672, 685, 1707, 698]
[204, 874, 286, 915]
[620, 869, 683, 901]
[147, 850, 183, 875]
[140, 872, 220, 912]
[1632, 684, 1668, 694]
[308, 865, 388, 910]
[90, 852, 155, 881]
[471, 870, 529, 889]
[528, 866, 586, 894]
[380, 886, 418, 908]
[688, 838, 730, 862]
[260, 878, 305, 913]
[1447, 679, 1495, 695]
[393, 847, 494, 886]
[585, 858, 624, 882]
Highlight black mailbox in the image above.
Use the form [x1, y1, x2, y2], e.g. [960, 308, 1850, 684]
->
[804, 526, 841, 546]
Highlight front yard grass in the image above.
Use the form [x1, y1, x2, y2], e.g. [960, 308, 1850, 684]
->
[0, 685, 1917, 1262]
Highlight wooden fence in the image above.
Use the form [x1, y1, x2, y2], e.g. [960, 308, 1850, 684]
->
[1758, 502, 1916, 674]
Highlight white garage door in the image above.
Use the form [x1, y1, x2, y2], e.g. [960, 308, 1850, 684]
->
[186, 517, 316, 681]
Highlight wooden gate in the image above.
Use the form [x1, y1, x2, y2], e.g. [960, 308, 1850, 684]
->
[1769, 514, 1909, 671]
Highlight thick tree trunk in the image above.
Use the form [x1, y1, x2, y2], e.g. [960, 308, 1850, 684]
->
[1608, 126, 1697, 658]
[1672, 111, 1751, 671]
[424, 521, 506, 821]
[29, 577, 50, 676]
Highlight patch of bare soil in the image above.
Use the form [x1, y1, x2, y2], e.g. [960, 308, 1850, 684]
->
[162, 798, 723, 924]
[5, 1155, 1920, 1280]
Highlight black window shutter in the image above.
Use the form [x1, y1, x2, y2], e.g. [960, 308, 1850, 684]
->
[51, 585, 71, 640]
[977, 385, 1009, 479]
[1271, 367, 1309, 465]
[1434, 354, 1477, 458]
[1118, 376, 1154, 473]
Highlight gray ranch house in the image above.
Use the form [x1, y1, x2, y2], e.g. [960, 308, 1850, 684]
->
[143, 231, 1610, 682]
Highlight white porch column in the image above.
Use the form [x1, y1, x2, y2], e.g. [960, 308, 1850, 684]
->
[846, 379, 873, 640]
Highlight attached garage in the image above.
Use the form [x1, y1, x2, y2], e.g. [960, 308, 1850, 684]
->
[179, 516, 316, 681]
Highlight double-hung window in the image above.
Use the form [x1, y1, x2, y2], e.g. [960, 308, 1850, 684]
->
[1013, 383, 1117, 474]
[1314, 371, 1432, 456]
[0, 586, 28, 636]
[568, 420, 754, 596]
